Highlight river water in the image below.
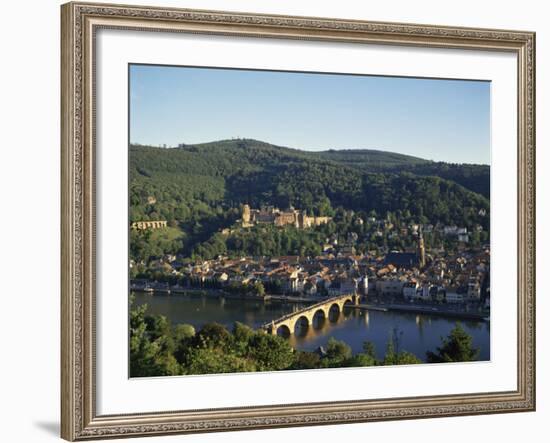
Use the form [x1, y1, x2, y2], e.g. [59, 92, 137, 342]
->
[133, 292, 490, 361]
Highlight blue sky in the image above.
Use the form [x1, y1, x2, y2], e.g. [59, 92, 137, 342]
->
[130, 64, 490, 165]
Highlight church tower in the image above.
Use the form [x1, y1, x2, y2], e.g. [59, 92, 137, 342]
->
[242, 204, 251, 226]
[417, 228, 426, 268]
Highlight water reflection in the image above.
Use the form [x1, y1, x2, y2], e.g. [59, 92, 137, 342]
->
[289, 308, 351, 346]
[133, 292, 490, 361]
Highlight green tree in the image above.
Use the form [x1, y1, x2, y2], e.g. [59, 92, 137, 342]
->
[232, 322, 255, 355]
[323, 337, 352, 367]
[129, 302, 181, 377]
[381, 328, 422, 365]
[173, 323, 196, 362]
[426, 323, 480, 363]
[362, 341, 377, 360]
[346, 353, 376, 367]
[290, 351, 321, 370]
[246, 333, 295, 371]
[146, 314, 175, 354]
[253, 281, 266, 297]
[194, 322, 233, 349]
[184, 348, 255, 374]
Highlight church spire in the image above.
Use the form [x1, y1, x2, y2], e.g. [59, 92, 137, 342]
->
[418, 227, 426, 268]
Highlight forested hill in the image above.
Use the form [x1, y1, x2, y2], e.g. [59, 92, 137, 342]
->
[130, 138, 489, 229]
[131, 138, 489, 194]
[314, 148, 428, 168]
[314, 149, 490, 198]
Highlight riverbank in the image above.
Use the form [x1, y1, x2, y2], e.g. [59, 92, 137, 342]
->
[132, 288, 488, 322]
[132, 292, 491, 360]
[350, 303, 489, 321]
[132, 287, 317, 303]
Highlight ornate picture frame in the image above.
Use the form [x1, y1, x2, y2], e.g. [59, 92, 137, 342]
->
[61, 1, 535, 440]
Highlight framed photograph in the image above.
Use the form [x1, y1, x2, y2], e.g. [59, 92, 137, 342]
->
[61, 1, 536, 440]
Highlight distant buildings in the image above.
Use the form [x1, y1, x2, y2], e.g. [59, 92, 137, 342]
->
[384, 252, 419, 269]
[131, 241, 489, 308]
[444, 225, 470, 243]
[403, 281, 419, 300]
[376, 278, 406, 296]
[130, 205, 489, 308]
[383, 229, 426, 269]
[131, 220, 167, 230]
[241, 204, 331, 229]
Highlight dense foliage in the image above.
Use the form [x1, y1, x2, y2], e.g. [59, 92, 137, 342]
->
[426, 323, 481, 363]
[129, 139, 490, 262]
[316, 150, 490, 198]
[130, 302, 480, 377]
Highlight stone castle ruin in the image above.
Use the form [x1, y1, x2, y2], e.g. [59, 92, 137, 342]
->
[242, 204, 331, 229]
[131, 220, 167, 230]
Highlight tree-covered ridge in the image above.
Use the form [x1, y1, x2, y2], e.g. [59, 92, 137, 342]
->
[317, 149, 490, 198]
[130, 138, 489, 219]
[314, 148, 429, 168]
[130, 138, 490, 199]
[129, 138, 489, 262]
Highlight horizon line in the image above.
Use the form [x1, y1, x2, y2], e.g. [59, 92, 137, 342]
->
[129, 137, 490, 167]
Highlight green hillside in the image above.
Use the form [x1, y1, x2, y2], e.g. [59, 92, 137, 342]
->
[315, 149, 489, 198]
[315, 148, 428, 168]
[129, 138, 490, 261]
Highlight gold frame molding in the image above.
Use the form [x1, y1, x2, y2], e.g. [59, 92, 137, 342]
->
[61, 1, 536, 440]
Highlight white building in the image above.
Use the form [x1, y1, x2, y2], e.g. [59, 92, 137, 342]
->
[446, 292, 465, 304]
[458, 233, 469, 243]
[359, 276, 369, 295]
[402, 281, 419, 300]
[443, 225, 459, 235]
[419, 284, 433, 301]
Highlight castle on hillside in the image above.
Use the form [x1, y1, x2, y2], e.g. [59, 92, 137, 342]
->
[241, 204, 331, 229]
[131, 220, 167, 231]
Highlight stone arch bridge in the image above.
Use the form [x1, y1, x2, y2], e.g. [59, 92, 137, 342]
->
[263, 293, 360, 336]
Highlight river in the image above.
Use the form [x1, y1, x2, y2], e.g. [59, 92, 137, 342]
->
[133, 292, 490, 361]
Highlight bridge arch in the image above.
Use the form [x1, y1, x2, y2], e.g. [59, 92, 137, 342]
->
[276, 324, 292, 337]
[294, 315, 310, 334]
[311, 308, 327, 329]
[264, 293, 360, 335]
[313, 308, 326, 320]
[342, 298, 355, 314]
